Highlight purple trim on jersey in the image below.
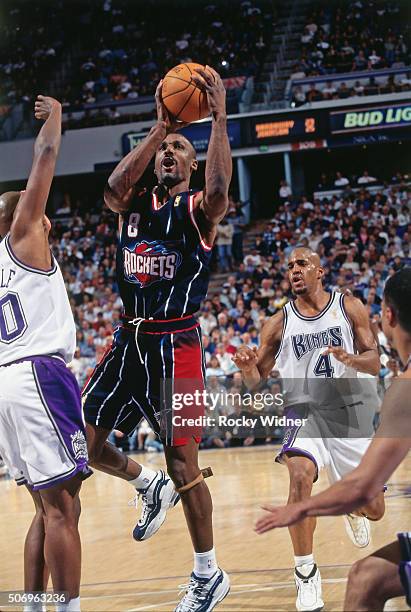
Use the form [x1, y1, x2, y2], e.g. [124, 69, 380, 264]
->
[31, 357, 92, 490]
[290, 291, 335, 321]
[5, 234, 57, 276]
[0, 353, 66, 368]
[340, 293, 355, 341]
[274, 305, 288, 360]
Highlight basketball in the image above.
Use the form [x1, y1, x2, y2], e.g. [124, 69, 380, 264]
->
[162, 62, 210, 123]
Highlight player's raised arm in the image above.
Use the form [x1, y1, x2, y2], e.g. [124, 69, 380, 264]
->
[233, 310, 284, 389]
[255, 375, 410, 533]
[105, 82, 190, 214]
[324, 294, 380, 375]
[192, 67, 232, 231]
[11, 96, 61, 236]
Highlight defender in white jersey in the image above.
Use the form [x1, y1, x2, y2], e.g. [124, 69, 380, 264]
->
[255, 268, 411, 612]
[0, 96, 89, 610]
[233, 247, 385, 612]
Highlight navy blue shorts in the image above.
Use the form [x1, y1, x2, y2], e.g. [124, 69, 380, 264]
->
[82, 316, 205, 446]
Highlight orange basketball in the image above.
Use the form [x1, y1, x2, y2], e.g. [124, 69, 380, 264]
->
[161, 62, 210, 123]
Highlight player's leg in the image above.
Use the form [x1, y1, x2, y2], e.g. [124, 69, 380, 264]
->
[165, 439, 230, 612]
[328, 438, 384, 548]
[0, 357, 91, 610]
[39, 474, 83, 607]
[24, 487, 49, 592]
[344, 540, 404, 611]
[283, 453, 317, 557]
[356, 491, 385, 521]
[85, 420, 179, 540]
[149, 325, 229, 610]
[165, 438, 213, 551]
[86, 422, 142, 479]
[283, 452, 324, 611]
[83, 338, 179, 540]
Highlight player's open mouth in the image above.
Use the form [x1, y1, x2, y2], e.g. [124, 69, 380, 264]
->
[162, 157, 176, 169]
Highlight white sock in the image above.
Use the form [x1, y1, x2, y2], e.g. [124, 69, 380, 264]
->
[294, 554, 315, 576]
[128, 465, 157, 490]
[194, 547, 218, 578]
[55, 597, 81, 612]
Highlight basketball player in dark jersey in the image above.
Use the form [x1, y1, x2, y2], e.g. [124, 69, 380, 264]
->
[255, 267, 411, 611]
[83, 66, 232, 611]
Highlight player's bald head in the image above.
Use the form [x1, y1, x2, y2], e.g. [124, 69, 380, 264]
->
[288, 247, 321, 268]
[155, 132, 198, 188]
[287, 247, 324, 295]
[0, 191, 21, 235]
[165, 133, 196, 159]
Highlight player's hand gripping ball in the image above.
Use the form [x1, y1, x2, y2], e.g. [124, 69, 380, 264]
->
[161, 62, 210, 123]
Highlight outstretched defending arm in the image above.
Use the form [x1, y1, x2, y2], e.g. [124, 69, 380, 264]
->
[10, 95, 62, 269]
[191, 67, 232, 241]
[255, 375, 411, 533]
[105, 82, 189, 214]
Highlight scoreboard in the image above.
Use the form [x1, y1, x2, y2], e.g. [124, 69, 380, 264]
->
[122, 98, 411, 155]
[250, 112, 326, 144]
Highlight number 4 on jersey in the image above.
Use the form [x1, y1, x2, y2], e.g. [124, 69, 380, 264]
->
[314, 353, 334, 378]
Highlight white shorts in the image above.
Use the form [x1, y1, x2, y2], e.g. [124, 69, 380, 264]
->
[0, 356, 91, 490]
[277, 434, 371, 484]
[276, 403, 373, 483]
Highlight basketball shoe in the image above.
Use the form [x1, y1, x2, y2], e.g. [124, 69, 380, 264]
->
[132, 469, 180, 541]
[344, 514, 371, 548]
[294, 564, 324, 611]
[175, 568, 230, 612]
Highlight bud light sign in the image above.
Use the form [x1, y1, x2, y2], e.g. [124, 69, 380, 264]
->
[330, 103, 411, 134]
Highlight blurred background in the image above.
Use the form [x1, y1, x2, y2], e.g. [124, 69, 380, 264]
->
[0, 0, 409, 454]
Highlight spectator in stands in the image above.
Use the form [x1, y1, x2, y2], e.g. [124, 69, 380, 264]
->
[206, 356, 225, 378]
[358, 170, 378, 185]
[223, 398, 255, 448]
[353, 80, 365, 95]
[364, 77, 379, 96]
[279, 180, 292, 204]
[338, 82, 352, 99]
[199, 306, 217, 336]
[307, 84, 322, 102]
[292, 86, 307, 107]
[322, 81, 337, 98]
[216, 219, 234, 272]
[352, 50, 368, 71]
[334, 171, 350, 188]
[227, 205, 246, 264]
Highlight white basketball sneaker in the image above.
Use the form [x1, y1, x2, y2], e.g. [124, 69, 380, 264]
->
[175, 568, 230, 612]
[294, 564, 324, 611]
[131, 469, 180, 541]
[344, 513, 371, 548]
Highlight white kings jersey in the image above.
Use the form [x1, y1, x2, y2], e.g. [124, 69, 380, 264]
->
[0, 234, 76, 366]
[275, 292, 357, 406]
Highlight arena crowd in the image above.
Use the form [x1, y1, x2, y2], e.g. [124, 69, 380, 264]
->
[47, 172, 410, 451]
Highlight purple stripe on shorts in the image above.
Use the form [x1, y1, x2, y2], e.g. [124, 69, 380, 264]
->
[31, 357, 92, 490]
[275, 446, 319, 483]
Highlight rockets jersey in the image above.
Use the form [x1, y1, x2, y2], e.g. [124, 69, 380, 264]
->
[117, 189, 213, 319]
[275, 292, 357, 406]
[0, 234, 76, 366]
